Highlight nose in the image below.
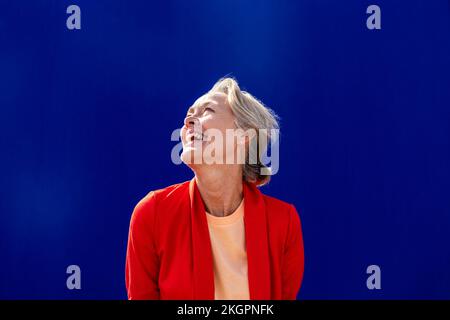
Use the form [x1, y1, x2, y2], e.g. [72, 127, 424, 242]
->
[184, 114, 197, 129]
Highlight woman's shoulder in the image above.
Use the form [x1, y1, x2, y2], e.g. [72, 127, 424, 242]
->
[130, 180, 190, 223]
[139, 180, 190, 203]
[261, 192, 300, 225]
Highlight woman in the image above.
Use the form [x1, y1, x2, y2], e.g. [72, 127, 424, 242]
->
[125, 78, 304, 300]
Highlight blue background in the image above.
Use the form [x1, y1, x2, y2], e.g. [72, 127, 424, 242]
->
[1, 0, 449, 299]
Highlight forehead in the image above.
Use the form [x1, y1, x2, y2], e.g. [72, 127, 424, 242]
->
[188, 92, 228, 112]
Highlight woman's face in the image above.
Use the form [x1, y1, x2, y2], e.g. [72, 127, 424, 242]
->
[180, 92, 243, 167]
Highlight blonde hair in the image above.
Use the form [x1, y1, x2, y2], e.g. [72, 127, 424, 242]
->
[208, 77, 280, 186]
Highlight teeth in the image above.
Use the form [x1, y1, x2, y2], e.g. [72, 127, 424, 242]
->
[193, 132, 203, 140]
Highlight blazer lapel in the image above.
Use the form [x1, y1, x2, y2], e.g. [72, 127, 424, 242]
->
[243, 181, 272, 300]
[189, 177, 215, 299]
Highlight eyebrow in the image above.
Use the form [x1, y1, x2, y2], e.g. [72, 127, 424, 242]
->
[186, 100, 214, 115]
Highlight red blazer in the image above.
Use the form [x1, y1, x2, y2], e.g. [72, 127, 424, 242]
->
[125, 177, 304, 300]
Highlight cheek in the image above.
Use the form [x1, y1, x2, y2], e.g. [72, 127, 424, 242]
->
[203, 114, 234, 131]
[199, 116, 214, 129]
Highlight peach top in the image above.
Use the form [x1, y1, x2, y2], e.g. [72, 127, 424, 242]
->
[205, 199, 250, 300]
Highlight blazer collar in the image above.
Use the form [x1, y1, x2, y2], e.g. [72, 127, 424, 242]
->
[188, 177, 271, 300]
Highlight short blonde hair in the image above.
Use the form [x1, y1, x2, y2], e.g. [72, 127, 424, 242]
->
[209, 77, 280, 186]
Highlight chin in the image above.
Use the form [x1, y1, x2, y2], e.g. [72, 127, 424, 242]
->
[181, 149, 202, 167]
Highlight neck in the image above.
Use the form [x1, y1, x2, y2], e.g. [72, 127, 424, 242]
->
[193, 165, 243, 217]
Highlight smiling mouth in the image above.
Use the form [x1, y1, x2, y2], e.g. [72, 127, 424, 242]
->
[190, 132, 203, 142]
[187, 131, 208, 143]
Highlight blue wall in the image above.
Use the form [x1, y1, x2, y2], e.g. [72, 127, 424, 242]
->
[1, 0, 449, 299]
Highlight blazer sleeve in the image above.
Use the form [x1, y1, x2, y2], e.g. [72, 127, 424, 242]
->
[282, 204, 305, 300]
[125, 192, 160, 299]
